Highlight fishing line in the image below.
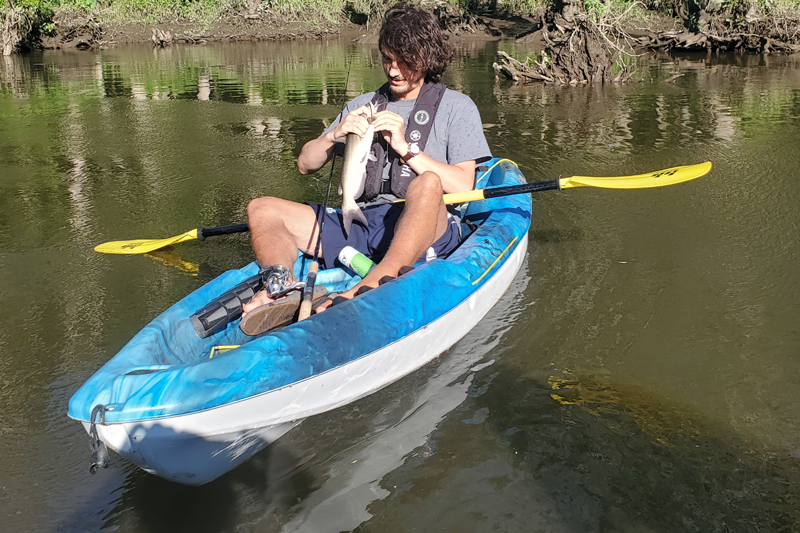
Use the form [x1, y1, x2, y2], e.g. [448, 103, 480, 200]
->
[298, 54, 354, 320]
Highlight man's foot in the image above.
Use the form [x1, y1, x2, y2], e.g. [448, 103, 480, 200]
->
[242, 288, 273, 316]
[314, 263, 413, 313]
[240, 286, 328, 335]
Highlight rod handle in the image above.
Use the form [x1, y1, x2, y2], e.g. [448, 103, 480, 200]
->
[297, 262, 319, 322]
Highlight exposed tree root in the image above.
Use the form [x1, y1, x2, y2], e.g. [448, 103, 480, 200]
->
[2, 1, 20, 55]
[151, 27, 172, 47]
[636, 0, 800, 53]
[494, 0, 641, 85]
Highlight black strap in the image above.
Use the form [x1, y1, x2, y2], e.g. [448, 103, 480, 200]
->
[363, 81, 447, 201]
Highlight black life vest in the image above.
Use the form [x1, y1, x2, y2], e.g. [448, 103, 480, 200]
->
[361, 81, 446, 203]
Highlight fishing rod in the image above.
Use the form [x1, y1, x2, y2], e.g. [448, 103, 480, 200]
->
[297, 57, 354, 321]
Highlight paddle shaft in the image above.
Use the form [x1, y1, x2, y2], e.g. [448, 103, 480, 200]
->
[191, 183, 553, 243]
[197, 223, 249, 240]
[474, 180, 559, 199]
[198, 171, 686, 242]
[385, 179, 560, 206]
[94, 162, 710, 255]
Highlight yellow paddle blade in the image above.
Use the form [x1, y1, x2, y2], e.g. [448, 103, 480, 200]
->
[560, 161, 712, 189]
[93, 229, 199, 255]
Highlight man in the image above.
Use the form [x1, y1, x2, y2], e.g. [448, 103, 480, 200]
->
[242, 2, 491, 325]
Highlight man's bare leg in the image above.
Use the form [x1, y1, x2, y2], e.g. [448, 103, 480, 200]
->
[243, 197, 321, 314]
[315, 171, 449, 312]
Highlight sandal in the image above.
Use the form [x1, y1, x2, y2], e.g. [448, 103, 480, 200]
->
[239, 286, 329, 336]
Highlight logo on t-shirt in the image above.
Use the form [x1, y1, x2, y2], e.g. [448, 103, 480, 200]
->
[414, 111, 430, 125]
[409, 130, 421, 142]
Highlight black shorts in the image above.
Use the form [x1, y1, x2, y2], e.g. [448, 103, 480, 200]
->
[309, 202, 462, 270]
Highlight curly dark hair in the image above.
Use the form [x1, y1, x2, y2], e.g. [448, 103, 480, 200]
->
[379, 2, 454, 83]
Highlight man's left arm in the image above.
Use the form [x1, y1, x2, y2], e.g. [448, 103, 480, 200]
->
[371, 110, 477, 195]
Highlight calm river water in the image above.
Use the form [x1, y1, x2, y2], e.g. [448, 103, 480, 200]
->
[1, 40, 799, 532]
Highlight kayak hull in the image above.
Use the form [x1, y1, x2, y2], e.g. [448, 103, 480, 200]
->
[82, 420, 298, 484]
[69, 158, 532, 485]
[83, 232, 527, 485]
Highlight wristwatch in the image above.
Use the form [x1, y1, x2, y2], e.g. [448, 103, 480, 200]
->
[401, 143, 420, 164]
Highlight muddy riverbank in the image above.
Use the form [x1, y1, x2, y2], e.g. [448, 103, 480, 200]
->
[30, 5, 531, 51]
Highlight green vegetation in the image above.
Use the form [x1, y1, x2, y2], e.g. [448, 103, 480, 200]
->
[583, 0, 650, 22]
[4, 0, 378, 23]
[2, 0, 56, 53]
[3, 0, 800, 24]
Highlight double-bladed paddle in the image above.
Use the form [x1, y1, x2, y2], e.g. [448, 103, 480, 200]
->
[441, 160, 712, 204]
[93, 161, 711, 255]
[94, 223, 249, 255]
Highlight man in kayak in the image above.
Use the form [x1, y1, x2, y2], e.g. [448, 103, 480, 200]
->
[242, 1, 491, 326]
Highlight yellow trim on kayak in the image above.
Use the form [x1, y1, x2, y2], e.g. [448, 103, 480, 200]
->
[472, 236, 518, 286]
[209, 345, 240, 359]
[480, 158, 518, 181]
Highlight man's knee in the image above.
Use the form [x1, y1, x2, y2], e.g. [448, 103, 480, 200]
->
[247, 196, 280, 221]
[407, 171, 443, 199]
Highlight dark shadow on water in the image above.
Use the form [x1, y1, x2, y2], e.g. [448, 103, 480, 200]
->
[370, 366, 800, 532]
[113, 471, 240, 533]
[105, 441, 318, 533]
[529, 228, 582, 244]
[342, 364, 800, 532]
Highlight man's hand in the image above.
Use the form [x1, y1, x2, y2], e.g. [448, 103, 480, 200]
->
[372, 110, 409, 156]
[297, 105, 373, 175]
[372, 109, 474, 194]
[328, 105, 373, 142]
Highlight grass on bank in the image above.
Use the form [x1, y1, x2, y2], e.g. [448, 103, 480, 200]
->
[5, 0, 800, 25]
[6, 0, 800, 23]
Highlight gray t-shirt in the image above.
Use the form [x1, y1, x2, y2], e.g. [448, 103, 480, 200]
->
[323, 88, 492, 203]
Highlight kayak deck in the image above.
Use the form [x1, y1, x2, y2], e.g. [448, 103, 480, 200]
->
[68, 159, 531, 426]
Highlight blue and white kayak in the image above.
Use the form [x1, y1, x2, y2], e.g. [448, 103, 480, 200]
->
[68, 158, 532, 485]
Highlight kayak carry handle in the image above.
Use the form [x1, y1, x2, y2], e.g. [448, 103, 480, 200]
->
[89, 405, 109, 475]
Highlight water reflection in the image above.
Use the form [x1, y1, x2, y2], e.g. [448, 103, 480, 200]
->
[363, 364, 800, 532]
[3, 45, 798, 161]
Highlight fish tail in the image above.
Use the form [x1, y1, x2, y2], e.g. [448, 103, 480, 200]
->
[342, 203, 368, 237]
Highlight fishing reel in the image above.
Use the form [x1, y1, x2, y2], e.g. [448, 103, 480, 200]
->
[260, 264, 303, 299]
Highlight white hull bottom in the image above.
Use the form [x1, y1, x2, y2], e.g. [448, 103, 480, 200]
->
[88, 234, 528, 485]
[82, 420, 299, 485]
